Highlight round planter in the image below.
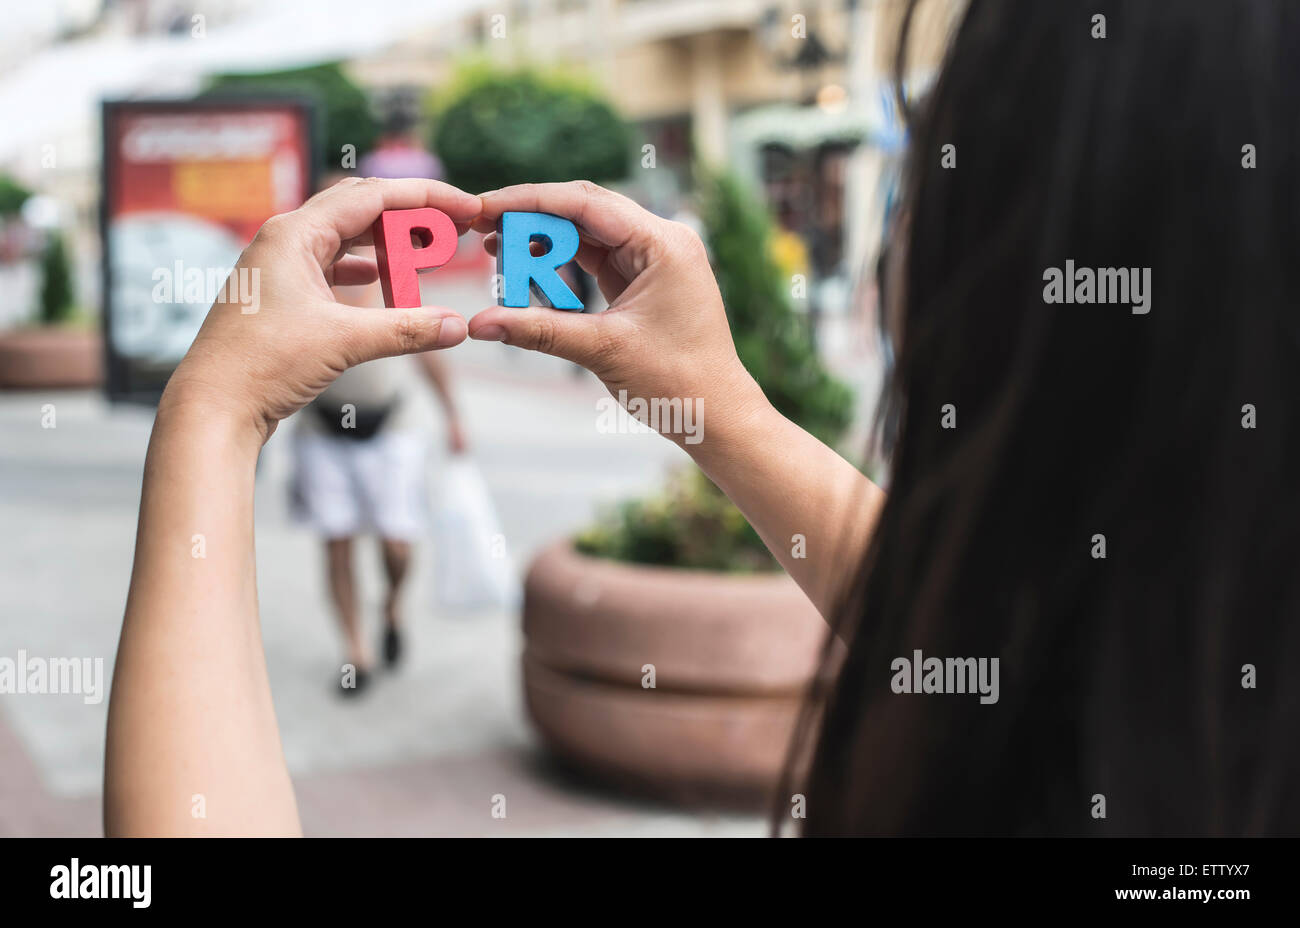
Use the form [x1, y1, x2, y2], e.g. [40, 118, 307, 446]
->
[522, 540, 834, 804]
[0, 328, 102, 389]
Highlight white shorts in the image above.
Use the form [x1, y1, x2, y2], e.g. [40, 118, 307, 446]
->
[291, 431, 429, 541]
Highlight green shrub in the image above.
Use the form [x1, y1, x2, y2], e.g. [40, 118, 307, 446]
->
[38, 233, 76, 325]
[0, 174, 32, 217]
[576, 468, 775, 573]
[703, 171, 854, 448]
[579, 170, 854, 572]
[431, 62, 630, 192]
[205, 63, 378, 173]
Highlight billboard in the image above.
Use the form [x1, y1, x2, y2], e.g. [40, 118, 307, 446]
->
[101, 98, 315, 402]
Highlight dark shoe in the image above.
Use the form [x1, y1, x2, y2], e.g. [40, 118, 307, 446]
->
[339, 665, 371, 697]
[382, 627, 403, 668]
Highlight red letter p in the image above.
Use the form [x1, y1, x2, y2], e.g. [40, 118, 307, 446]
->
[371, 208, 458, 308]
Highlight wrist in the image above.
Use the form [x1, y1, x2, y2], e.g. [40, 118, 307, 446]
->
[680, 359, 772, 468]
[156, 379, 269, 457]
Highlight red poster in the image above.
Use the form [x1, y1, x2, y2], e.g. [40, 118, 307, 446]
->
[102, 99, 314, 401]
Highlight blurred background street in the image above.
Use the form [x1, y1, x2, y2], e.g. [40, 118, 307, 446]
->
[1, 0, 954, 836]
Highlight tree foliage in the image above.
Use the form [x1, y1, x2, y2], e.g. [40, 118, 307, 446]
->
[432, 63, 630, 192]
[205, 62, 378, 172]
[0, 173, 32, 217]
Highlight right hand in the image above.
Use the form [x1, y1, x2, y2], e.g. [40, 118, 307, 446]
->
[467, 181, 764, 445]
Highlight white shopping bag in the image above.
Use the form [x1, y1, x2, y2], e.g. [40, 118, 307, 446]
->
[433, 455, 520, 612]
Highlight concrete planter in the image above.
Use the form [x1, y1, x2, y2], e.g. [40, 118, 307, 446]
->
[0, 328, 102, 389]
[522, 540, 832, 805]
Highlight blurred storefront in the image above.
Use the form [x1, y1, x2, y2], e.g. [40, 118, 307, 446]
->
[0, 0, 960, 346]
[354, 0, 959, 364]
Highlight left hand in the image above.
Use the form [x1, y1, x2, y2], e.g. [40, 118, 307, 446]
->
[164, 177, 482, 442]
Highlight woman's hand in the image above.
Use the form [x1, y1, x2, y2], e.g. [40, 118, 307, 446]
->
[164, 177, 481, 443]
[106, 178, 479, 837]
[468, 180, 882, 617]
[467, 181, 767, 447]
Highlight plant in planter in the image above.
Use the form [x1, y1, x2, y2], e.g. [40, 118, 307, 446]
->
[38, 232, 76, 326]
[523, 171, 855, 803]
[0, 179, 102, 389]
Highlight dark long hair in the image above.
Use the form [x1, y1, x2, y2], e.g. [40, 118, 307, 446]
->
[791, 0, 1300, 835]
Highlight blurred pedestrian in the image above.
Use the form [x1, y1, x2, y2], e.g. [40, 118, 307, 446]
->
[291, 173, 465, 695]
[359, 104, 444, 183]
[291, 281, 465, 695]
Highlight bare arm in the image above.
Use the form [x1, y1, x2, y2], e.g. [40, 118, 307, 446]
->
[689, 395, 884, 614]
[414, 350, 467, 452]
[104, 178, 481, 836]
[414, 349, 456, 413]
[466, 181, 882, 614]
[105, 395, 300, 836]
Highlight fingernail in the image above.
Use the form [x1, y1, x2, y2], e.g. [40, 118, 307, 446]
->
[474, 324, 507, 342]
[436, 315, 467, 347]
[477, 190, 498, 199]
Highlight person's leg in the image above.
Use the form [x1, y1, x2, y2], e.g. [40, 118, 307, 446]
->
[380, 537, 411, 627]
[325, 536, 371, 672]
[356, 430, 428, 667]
[379, 538, 411, 665]
[293, 434, 371, 693]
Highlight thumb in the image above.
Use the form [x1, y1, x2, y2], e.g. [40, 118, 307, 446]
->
[468, 306, 612, 368]
[333, 304, 468, 364]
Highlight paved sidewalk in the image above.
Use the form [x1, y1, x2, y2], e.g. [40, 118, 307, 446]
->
[0, 330, 767, 836]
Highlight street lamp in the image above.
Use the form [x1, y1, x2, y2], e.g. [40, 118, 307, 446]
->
[759, 0, 860, 74]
